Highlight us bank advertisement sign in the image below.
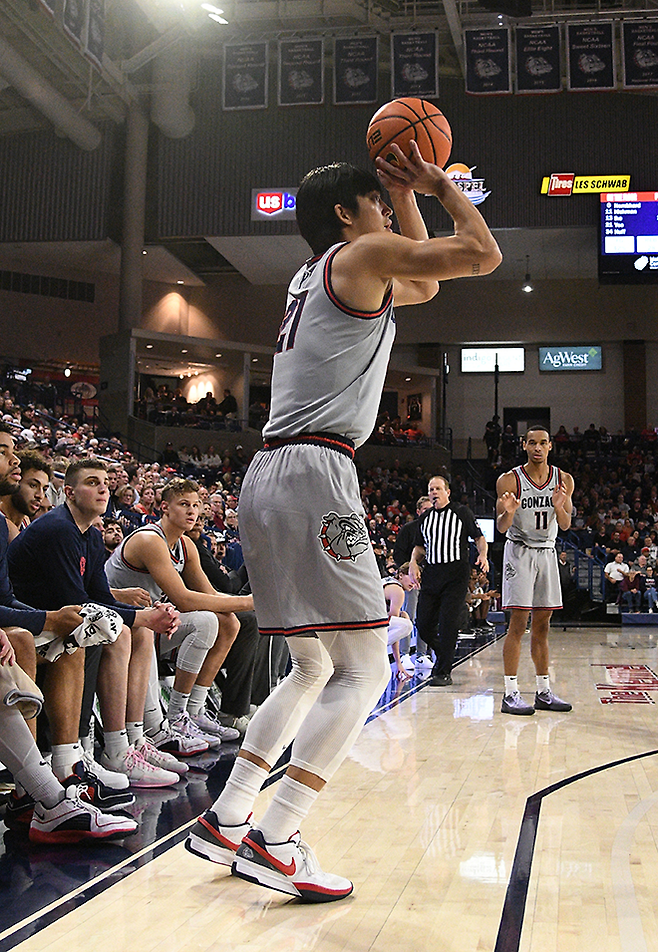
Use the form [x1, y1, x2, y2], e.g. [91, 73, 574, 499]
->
[539, 346, 602, 371]
[251, 188, 298, 221]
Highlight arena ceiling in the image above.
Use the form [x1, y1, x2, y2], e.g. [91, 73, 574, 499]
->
[0, 0, 655, 287]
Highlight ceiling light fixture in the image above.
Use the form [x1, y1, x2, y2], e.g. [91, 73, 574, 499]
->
[521, 255, 534, 293]
[201, 3, 228, 23]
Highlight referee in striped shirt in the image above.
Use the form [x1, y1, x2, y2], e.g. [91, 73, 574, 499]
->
[409, 473, 488, 687]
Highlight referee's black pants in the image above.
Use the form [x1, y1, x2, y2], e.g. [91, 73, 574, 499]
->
[416, 562, 471, 678]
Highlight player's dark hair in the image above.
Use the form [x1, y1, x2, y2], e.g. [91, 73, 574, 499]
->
[64, 457, 107, 486]
[18, 450, 51, 480]
[296, 163, 382, 255]
[524, 424, 550, 441]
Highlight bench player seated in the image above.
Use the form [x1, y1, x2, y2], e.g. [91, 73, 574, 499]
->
[104, 478, 254, 756]
[7, 456, 183, 791]
[382, 564, 417, 679]
[0, 629, 137, 844]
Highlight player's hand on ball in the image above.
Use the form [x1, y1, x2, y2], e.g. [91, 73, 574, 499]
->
[376, 141, 446, 195]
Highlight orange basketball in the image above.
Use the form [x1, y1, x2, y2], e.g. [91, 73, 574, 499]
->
[366, 98, 452, 168]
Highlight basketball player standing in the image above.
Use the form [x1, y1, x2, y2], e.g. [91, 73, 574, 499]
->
[186, 141, 501, 901]
[497, 426, 574, 715]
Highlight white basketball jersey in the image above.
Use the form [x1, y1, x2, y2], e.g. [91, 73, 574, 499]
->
[105, 523, 187, 601]
[507, 464, 561, 548]
[262, 242, 396, 449]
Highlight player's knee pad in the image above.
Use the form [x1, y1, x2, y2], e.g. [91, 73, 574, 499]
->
[176, 611, 219, 674]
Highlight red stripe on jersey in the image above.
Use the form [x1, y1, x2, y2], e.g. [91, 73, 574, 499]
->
[323, 245, 393, 319]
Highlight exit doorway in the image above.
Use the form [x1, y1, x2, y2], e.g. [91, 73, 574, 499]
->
[503, 407, 551, 439]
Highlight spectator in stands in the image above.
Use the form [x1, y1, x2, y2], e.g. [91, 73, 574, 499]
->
[483, 415, 502, 464]
[604, 552, 629, 601]
[500, 425, 517, 461]
[620, 570, 643, 613]
[134, 483, 159, 523]
[45, 457, 68, 509]
[100, 518, 123, 559]
[644, 565, 658, 612]
[217, 389, 238, 419]
[113, 485, 143, 533]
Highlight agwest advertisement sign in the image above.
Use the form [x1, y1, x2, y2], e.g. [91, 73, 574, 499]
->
[539, 346, 602, 371]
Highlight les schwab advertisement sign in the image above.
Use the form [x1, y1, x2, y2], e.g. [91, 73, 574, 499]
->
[539, 346, 602, 371]
[541, 173, 630, 196]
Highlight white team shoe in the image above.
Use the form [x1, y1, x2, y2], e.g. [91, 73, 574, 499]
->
[190, 709, 241, 742]
[146, 718, 209, 756]
[99, 743, 180, 788]
[232, 829, 354, 903]
[133, 735, 189, 776]
[414, 654, 434, 669]
[170, 711, 222, 751]
[30, 785, 138, 844]
[80, 749, 130, 791]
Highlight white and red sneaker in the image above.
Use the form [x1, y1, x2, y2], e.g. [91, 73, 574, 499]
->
[29, 785, 138, 844]
[232, 829, 353, 903]
[185, 809, 252, 866]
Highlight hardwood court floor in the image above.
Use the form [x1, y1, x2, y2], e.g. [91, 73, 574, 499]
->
[4, 624, 658, 952]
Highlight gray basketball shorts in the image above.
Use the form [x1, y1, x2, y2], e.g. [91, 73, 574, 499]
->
[501, 540, 562, 611]
[238, 441, 389, 636]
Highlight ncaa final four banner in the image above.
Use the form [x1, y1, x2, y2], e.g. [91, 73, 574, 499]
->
[464, 29, 512, 94]
[223, 42, 268, 110]
[334, 37, 378, 105]
[391, 33, 439, 100]
[278, 39, 324, 106]
[567, 22, 616, 90]
[622, 21, 658, 89]
[515, 26, 561, 93]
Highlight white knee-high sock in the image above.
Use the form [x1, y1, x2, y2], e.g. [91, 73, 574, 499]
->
[256, 776, 319, 844]
[213, 757, 269, 826]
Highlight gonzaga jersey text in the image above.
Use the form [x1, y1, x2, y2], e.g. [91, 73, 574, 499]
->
[263, 242, 396, 449]
[507, 465, 561, 548]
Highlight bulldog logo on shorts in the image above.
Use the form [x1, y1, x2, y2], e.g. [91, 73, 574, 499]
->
[318, 512, 370, 562]
[505, 562, 517, 580]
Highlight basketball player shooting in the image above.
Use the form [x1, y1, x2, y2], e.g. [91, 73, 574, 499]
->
[497, 426, 574, 716]
[186, 140, 501, 901]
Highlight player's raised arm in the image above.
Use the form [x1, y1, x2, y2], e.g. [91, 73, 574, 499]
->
[371, 141, 502, 301]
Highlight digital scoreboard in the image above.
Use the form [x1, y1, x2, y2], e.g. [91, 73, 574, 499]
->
[599, 191, 658, 285]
